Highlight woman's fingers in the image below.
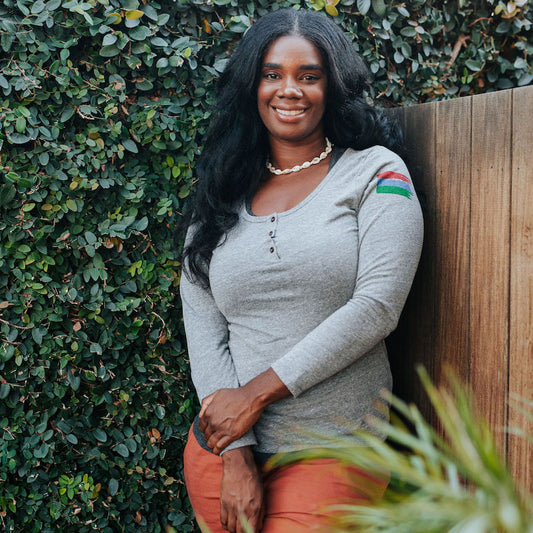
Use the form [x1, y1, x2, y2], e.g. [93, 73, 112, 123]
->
[220, 503, 228, 530]
[222, 506, 236, 532]
[199, 393, 215, 418]
[205, 428, 231, 455]
[209, 435, 231, 456]
[198, 393, 216, 435]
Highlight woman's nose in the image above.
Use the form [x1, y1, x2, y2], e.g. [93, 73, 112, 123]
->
[277, 78, 302, 98]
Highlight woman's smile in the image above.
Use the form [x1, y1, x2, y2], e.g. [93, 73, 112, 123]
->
[274, 107, 307, 117]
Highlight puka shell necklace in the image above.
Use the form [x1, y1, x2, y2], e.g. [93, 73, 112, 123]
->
[266, 138, 333, 175]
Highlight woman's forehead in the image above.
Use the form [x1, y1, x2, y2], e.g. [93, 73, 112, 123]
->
[263, 35, 323, 67]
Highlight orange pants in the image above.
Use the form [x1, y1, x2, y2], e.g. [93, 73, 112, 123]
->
[183, 426, 387, 533]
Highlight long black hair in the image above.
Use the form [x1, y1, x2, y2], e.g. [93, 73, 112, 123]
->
[182, 8, 402, 288]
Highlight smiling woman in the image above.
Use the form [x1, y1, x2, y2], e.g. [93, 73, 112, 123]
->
[179, 8, 423, 533]
[257, 35, 327, 145]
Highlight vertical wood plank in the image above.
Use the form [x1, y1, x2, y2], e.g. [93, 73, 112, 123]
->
[388, 102, 438, 423]
[470, 91, 512, 454]
[433, 97, 472, 385]
[508, 86, 533, 492]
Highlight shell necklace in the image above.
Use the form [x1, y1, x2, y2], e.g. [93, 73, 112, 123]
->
[266, 138, 333, 175]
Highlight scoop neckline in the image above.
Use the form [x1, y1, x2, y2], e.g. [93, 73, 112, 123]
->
[241, 148, 350, 222]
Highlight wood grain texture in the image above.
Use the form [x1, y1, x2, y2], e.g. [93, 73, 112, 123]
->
[469, 90, 512, 454]
[433, 97, 472, 385]
[390, 86, 533, 489]
[508, 86, 533, 492]
[388, 101, 438, 423]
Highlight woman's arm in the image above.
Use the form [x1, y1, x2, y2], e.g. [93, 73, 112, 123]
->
[180, 267, 258, 452]
[271, 157, 424, 396]
[220, 447, 265, 533]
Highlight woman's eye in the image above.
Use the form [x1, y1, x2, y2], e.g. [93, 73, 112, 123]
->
[263, 72, 278, 80]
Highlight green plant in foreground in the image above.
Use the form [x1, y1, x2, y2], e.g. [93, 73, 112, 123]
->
[270, 368, 533, 533]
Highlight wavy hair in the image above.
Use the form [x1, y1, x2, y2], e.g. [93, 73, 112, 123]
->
[182, 8, 402, 288]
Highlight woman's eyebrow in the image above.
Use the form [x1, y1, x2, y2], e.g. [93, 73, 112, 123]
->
[262, 62, 324, 71]
[299, 64, 323, 71]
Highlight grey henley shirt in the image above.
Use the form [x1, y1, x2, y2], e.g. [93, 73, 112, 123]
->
[180, 145, 424, 454]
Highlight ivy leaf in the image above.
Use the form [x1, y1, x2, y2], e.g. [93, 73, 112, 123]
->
[357, 0, 371, 15]
[15, 117, 26, 133]
[135, 79, 153, 91]
[135, 217, 148, 231]
[372, 0, 387, 16]
[60, 106, 75, 122]
[16, 1, 30, 16]
[46, 0, 62, 11]
[129, 26, 152, 41]
[93, 429, 108, 443]
[67, 369, 81, 391]
[394, 51, 405, 63]
[106, 12, 122, 24]
[66, 434, 78, 444]
[465, 59, 483, 72]
[100, 45, 120, 57]
[518, 73, 533, 86]
[34, 444, 50, 459]
[108, 478, 119, 496]
[151, 37, 168, 47]
[66, 199, 78, 212]
[103, 34, 117, 46]
[401, 26, 417, 37]
[125, 9, 144, 20]
[0, 383, 10, 400]
[122, 139, 138, 153]
[115, 443, 130, 458]
[31, 1, 46, 14]
[32, 328, 43, 344]
[7, 133, 30, 144]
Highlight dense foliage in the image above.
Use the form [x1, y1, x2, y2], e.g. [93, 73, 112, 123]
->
[0, 0, 530, 531]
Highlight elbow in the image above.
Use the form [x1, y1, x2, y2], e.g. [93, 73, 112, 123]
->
[354, 294, 401, 339]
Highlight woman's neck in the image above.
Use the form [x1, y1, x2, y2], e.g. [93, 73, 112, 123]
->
[268, 134, 327, 172]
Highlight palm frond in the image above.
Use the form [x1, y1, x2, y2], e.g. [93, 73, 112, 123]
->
[271, 366, 533, 533]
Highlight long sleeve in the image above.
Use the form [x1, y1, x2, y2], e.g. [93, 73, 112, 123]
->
[180, 265, 258, 451]
[270, 152, 423, 397]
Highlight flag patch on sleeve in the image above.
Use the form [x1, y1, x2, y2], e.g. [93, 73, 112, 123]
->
[376, 171, 413, 199]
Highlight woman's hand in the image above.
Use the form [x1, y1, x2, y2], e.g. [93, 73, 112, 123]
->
[220, 447, 265, 533]
[199, 368, 291, 454]
[199, 387, 263, 454]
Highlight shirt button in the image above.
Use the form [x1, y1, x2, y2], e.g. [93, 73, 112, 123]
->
[270, 216, 275, 222]
[269, 230, 273, 237]
[269, 247, 274, 253]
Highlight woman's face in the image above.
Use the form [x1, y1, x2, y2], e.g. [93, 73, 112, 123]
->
[257, 35, 327, 144]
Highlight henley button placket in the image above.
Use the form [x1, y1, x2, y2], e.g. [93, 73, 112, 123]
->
[268, 214, 280, 258]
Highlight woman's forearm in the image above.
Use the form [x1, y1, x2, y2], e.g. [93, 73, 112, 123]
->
[242, 367, 291, 412]
[220, 446, 265, 533]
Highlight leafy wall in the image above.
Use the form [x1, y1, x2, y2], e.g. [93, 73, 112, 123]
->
[0, 0, 531, 531]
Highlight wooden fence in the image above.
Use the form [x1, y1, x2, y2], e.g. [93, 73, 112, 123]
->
[388, 85, 533, 492]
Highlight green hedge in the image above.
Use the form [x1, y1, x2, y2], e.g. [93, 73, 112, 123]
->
[0, 0, 530, 531]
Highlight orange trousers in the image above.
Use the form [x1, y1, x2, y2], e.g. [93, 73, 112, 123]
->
[183, 426, 388, 533]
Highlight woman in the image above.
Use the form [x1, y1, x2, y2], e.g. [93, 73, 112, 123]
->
[180, 8, 423, 533]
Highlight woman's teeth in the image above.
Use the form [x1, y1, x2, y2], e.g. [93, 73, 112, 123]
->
[276, 108, 305, 116]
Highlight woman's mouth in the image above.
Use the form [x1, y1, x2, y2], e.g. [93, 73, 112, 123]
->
[274, 107, 306, 116]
